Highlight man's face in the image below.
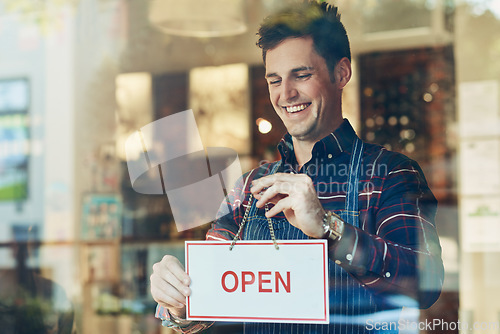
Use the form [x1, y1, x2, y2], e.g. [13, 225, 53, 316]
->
[265, 36, 342, 143]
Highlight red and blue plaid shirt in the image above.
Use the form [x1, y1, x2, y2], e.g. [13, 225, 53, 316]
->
[156, 119, 444, 333]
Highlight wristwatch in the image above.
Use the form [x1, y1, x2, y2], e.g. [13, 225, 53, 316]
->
[162, 309, 192, 329]
[322, 211, 344, 242]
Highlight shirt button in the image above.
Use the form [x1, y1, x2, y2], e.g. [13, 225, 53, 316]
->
[385, 272, 391, 278]
[346, 254, 353, 261]
[328, 154, 333, 159]
[335, 260, 342, 265]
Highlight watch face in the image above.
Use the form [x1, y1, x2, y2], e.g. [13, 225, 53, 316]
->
[329, 214, 343, 240]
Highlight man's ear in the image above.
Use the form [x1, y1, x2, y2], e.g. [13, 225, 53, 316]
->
[333, 57, 352, 89]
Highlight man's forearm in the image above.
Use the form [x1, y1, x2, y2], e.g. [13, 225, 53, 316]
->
[155, 305, 214, 333]
[327, 219, 444, 308]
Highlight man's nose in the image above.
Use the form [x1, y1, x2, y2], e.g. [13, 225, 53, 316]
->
[281, 80, 298, 102]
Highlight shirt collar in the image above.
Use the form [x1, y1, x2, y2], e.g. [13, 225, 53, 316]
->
[277, 119, 359, 164]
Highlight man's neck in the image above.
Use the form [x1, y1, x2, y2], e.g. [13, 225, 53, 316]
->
[292, 137, 317, 169]
[291, 119, 344, 168]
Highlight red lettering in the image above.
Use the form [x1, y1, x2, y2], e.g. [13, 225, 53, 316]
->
[221, 271, 238, 293]
[258, 271, 272, 292]
[275, 271, 291, 293]
[222, 271, 291, 293]
[241, 271, 255, 292]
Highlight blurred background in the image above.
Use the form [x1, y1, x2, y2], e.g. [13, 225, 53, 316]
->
[0, 0, 499, 333]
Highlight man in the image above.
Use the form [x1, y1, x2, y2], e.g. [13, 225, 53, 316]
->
[150, 1, 444, 333]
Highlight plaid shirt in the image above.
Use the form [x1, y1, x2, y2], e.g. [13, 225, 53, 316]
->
[157, 119, 444, 333]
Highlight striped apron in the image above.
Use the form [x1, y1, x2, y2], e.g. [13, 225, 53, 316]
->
[242, 139, 401, 334]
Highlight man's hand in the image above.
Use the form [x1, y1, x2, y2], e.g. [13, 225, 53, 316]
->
[250, 173, 325, 238]
[150, 255, 191, 318]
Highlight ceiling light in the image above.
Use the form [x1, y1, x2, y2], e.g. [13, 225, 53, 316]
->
[149, 0, 247, 38]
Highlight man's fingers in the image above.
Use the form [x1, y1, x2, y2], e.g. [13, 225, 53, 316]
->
[254, 177, 311, 208]
[150, 273, 187, 308]
[251, 173, 295, 194]
[150, 255, 192, 309]
[163, 268, 191, 297]
[251, 173, 312, 195]
[255, 182, 292, 208]
[265, 196, 292, 218]
[162, 256, 191, 286]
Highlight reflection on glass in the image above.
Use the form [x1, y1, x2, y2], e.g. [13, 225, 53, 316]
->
[362, 0, 433, 33]
[0, 227, 74, 333]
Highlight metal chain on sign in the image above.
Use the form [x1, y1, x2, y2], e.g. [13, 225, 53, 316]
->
[229, 194, 279, 250]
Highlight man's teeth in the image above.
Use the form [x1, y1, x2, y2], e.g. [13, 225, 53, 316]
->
[285, 104, 309, 113]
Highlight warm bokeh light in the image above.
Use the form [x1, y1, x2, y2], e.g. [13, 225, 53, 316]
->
[256, 118, 272, 134]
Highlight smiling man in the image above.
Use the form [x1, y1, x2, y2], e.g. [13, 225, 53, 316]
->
[150, 2, 444, 333]
[265, 37, 345, 148]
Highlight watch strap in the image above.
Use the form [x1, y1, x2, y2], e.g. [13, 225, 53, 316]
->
[322, 210, 344, 242]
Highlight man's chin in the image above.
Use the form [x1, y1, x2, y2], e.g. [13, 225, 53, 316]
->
[288, 128, 320, 142]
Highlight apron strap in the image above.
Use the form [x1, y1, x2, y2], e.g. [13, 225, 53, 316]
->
[345, 138, 364, 226]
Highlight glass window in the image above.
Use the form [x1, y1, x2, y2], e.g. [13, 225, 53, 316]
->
[1, 0, 500, 333]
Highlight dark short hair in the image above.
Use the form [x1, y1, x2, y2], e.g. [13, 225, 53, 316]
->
[257, 1, 351, 75]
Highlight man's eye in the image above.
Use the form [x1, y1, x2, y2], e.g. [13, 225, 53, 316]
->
[297, 74, 312, 79]
[269, 80, 281, 85]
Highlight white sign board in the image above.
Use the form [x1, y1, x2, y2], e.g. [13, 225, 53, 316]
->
[458, 80, 499, 138]
[460, 196, 500, 252]
[185, 240, 329, 324]
[459, 139, 500, 196]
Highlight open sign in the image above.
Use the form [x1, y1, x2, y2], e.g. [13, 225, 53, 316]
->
[220, 270, 291, 293]
[185, 240, 329, 324]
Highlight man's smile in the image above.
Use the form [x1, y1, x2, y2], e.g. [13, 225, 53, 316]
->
[283, 103, 311, 113]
